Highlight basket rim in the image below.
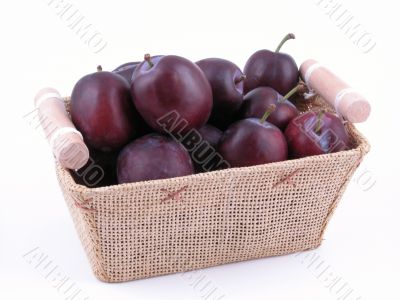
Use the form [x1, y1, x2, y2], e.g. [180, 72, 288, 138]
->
[57, 127, 369, 194]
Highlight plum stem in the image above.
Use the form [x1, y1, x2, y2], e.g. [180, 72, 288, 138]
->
[235, 74, 247, 84]
[277, 84, 301, 104]
[144, 54, 154, 69]
[260, 104, 277, 123]
[97, 65, 102, 72]
[315, 110, 325, 134]
[259, 83, 303, 123]
[275, 33, 295, 52]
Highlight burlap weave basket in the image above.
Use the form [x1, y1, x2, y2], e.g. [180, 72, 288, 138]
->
[55, 94, 369, 282]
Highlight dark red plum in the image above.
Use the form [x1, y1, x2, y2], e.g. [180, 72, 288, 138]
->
[192, 124, 223, 172]
[244, 33, 298, 95]
[241, 86, 299, 130]
[196, 58, 245, 129]
[130, 55, 163, 82]
[285, 111, 351, 158]
[117, 134, 194, 183]
[112, 61, 140, 84]
[198, 125, 223, 148]
[112, 62, 153, 136]
[71, 148, 119, 188]
[218, 118, 287, 168]
[71, 66, 138, 152]
[131, 55, 212, 134]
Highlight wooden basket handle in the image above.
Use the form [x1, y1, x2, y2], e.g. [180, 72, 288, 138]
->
[34, 87, 89, 169]
[300, 59, 371, 123]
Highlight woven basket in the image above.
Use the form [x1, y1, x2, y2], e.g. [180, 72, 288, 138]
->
[55, 94, 369, 282]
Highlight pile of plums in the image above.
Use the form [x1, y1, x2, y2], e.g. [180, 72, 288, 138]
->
[70, 33, 351, 187]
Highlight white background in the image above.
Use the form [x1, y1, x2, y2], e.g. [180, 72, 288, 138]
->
[0, 0, 399, 299]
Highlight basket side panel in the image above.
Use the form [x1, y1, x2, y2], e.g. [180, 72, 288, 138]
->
[55, 166, 109, 281]
[90, 149, 361, 282]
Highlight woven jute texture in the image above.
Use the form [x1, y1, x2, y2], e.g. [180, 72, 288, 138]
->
[55, 95, 370, 282]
